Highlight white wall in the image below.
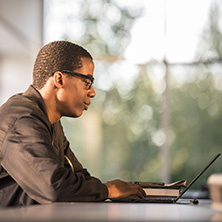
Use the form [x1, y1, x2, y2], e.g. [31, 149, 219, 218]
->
[0, 0, 43, 104]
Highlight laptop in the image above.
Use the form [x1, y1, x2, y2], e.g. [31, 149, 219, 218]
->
[109, 153, 221, 203]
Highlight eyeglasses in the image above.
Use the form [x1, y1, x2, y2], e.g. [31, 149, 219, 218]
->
[60, 70, 94, 89]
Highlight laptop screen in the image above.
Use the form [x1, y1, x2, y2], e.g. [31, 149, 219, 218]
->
[174, 153, 221, 202]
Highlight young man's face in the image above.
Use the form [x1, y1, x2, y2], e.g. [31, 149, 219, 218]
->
[57, 57, 96, 118]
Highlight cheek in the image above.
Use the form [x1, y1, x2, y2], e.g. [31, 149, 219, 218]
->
[56, 90, 73, 109]
[69, 92, 84, 109]
[57, 87, 85, 111]
[57, 88, 74, 102]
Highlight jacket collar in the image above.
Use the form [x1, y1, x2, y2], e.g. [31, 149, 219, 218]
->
[23, 85, 49, 120]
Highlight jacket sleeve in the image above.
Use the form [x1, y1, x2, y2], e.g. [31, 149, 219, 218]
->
[1, 116, 108, 204]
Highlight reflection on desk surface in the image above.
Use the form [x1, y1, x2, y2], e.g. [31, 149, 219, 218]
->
[0, 199, 221, 222]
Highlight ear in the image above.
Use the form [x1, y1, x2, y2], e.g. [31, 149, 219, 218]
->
[53, 71, 64, 88]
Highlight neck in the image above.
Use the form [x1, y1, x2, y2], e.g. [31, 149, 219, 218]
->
[38, 82, 61, 124]
[41, 95, 61, 124]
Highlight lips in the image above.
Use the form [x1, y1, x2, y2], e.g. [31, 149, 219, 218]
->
[84, 102, 90, 110]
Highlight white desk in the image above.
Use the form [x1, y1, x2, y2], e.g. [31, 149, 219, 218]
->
[0, 200, 221, 222]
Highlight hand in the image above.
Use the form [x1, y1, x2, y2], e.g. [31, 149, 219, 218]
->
[105, 179, 146, 199]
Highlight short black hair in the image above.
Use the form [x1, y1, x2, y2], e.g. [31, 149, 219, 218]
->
[32, 41, 93, 89]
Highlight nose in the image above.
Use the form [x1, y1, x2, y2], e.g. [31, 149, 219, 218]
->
[88, 86, 96, 98]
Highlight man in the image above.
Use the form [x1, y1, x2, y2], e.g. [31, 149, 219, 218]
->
[0, 41, 145, 207]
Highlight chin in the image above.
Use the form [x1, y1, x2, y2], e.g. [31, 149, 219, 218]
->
[72, 111, 84, 118]
[75, 113, 83, 118]
[63, 108, 84, 118]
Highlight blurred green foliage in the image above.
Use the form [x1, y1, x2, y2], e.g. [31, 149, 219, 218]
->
[51, 0, 222, 189]
[170, 67, 222, 188]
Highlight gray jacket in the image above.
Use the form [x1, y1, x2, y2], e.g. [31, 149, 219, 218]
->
[0, 85, 108, 207]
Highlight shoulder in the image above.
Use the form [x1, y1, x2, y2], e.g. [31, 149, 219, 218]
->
[0, 86, 50, 135]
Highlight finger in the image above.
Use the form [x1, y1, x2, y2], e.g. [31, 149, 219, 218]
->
[135, 189, 145, 199]
[132, 184, 146, 198]
[139, 187, 146, 197]
[126, 185, 144, 198]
